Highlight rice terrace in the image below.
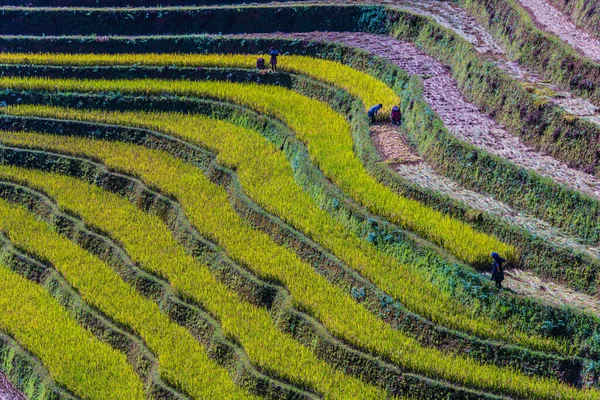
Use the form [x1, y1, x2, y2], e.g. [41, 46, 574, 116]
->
[4, 0, 600, 398]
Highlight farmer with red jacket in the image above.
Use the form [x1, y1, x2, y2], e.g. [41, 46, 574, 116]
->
[391, 105, 401, 126]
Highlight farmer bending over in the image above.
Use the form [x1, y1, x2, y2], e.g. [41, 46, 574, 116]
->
[269, 47, 279, 71]
[368, 104, 383, 124]
[491, 252, 506, 289]
[391, 105, 401, 126]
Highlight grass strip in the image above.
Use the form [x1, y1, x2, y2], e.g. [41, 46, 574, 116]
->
[2, 132, 596, 399]
[0, 168, 392, 399]
[0, 104, 569, 356]
[0, 248, 145, 400]
[0, 77, 515, 267]
[0, 196, 256, 400]
[0, 53, 399, 116]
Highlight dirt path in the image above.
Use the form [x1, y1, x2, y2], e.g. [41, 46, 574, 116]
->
[349, 0, 503, 54]
[254, 31, 600, 199]
[371, 124, 422, 164]
[371, 124, 600, 259]
[357, 0, 600, 118]
[485, 269, 600, 316]
[0, 372, 25, 400]
[371, 124, 600, 314]
[515, 0, 600, 62]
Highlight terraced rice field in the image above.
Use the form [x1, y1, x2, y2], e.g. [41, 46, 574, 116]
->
[1, 0, 600, 399]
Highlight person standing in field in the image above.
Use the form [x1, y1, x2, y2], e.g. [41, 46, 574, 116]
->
[368, 104, 383, 124]
[269, 47, 279, 71]
[391, 105, 401, 126]
[491, 252, 506, 289]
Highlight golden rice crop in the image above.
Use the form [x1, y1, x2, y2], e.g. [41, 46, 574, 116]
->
[0, 166, 389, 399]
[0, 198, 257, 400]
[0, 53, 399, 115]
[0, 104, 564, 355]
[0, 131, 592, 399]
[0, 76, 517, 268]
[0, 255, 145, 400]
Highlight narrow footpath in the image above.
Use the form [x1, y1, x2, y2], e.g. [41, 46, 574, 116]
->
[0, 372, 25, 400]
[516, 0, 600, 62]
[371, 124, 600, 316]
[257, 31, 600, 199]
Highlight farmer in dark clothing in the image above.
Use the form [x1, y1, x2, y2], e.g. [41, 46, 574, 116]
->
[391, 105, 401, 126]
[491, 252, 506, 289]
[269, 47, 279, 71]
[256, 57, 266, 70]
[368, 104, 383, 123]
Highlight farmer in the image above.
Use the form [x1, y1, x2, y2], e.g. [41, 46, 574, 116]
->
[256, 57, 266, 70]
[368, 104, 383, 124]
[269, 47, 279, 71]
[391, 105, 401, 126]
[491, 252, 506, 289]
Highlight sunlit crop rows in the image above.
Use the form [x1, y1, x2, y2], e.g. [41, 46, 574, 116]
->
[0, 50, 597, 400]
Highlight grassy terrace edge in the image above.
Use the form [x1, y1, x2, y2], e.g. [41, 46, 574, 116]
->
[0, 331, 75, 400]
[2, 61, 600, 295]
[544, 0, 600, 35]
[3, 74, 600, 360]
[0, 9, 599, 262]
[3, 4, 600, 182]
[0, 181, 324, 400]
[0, 110, 590, 385]
[3, 83, 600, 355]
[0, 234, 151, 400]
[0, 146, 519, 400]
[458, 0, 600, 104]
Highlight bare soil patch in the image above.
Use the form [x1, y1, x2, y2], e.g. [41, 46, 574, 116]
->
[483, 269, 600, 316]
[261, 31, 600, 198]
[516, 0, 600, 62]
[0, 372, 25, 400]
[370, 124, 422, 165]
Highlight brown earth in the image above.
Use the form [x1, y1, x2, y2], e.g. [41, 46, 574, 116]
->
[380, 130, 600, 316]
[244, 30, 600, 310]
[252, 31, 600, 199]
[516, 0, 600, 62]
[370, 124, 422, 165]
[484, 269, 600, 316]
[0, 372, 25, 400]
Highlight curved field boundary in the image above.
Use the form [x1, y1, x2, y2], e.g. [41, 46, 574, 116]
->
[4, 1, 600, 177]
[0, 223, 204, 400]
[3, 90, 598, 362]
[459, 0, 600, 103]
[0, 182, 327, 400]
[0, 83, 559, 349]
[2, 65, 599, 291]
[239, 31, 600, 242]
[3, 2, 600, 177]
[0, 148, 507, 400]
[0, 76, 517, 268]
[0, 112, 587, 385]
[0, 237, 147, 400]
[514, 0, 600, 62]
[2, 28, 599, 245]
[4, 78, 599, 362]
[0, 332, 74, 400]
[2, 51, 600, 297]
[545, 0, 600, 37]
[0, 186, 258, 400]
[372, 125, 600, 261]
[0, 138, 594, 399]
